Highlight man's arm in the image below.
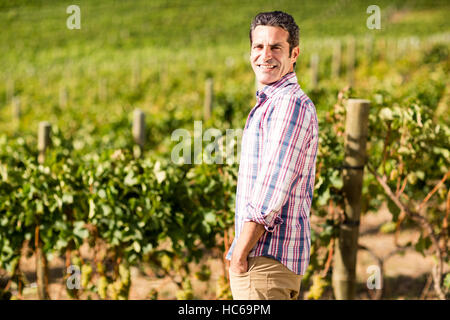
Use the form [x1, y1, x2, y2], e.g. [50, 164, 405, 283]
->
[230, 221, 265, 273]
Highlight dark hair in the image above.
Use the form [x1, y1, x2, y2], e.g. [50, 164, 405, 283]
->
[249, 11, 300, 57]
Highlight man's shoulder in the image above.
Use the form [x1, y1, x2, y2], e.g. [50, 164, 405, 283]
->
[273, 85, 316, 114]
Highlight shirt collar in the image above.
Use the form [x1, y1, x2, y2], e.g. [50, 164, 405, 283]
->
[256, 72, 298, 100]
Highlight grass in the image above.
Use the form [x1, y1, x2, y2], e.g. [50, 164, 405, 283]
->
[0, 0, 449, 137]
[2, 0, 450, 64]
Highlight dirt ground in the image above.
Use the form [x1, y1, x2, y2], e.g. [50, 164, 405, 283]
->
[321, 202, 446, 300]
[3, 202, 447, 300]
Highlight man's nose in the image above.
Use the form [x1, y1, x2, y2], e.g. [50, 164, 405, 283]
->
[262, 46, 272, 60]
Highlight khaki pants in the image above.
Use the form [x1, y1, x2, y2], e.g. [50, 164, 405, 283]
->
[229, 256, 302, 300]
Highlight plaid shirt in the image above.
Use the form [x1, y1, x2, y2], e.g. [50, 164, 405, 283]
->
[226, 72, 319, 275]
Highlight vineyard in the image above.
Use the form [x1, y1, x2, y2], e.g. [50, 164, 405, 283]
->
[0, 0, 449, 300]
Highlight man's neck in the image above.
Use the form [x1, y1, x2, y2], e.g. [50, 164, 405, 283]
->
[256, 70, 294, 92]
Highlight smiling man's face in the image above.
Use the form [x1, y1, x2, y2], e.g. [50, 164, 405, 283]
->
[250, 25, 299, 90]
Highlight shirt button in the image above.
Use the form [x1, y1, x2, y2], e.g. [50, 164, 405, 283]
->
[257, 93, 266, 103]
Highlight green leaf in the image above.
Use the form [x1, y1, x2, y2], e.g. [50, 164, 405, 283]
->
[73, 221, 89, 239]
[414, 234, 432, 256]
[316, 188, 330, 206]
[444, 273, 450, 289]
[56, 238, 68, 250]
[387, 198, 400, 220]
[204, 211, 216, 225]
[329, 170, 343, 189]
[63, 193, 73, 204]
[124, 172, 138, 186]
[89, 199, 96, 219]
[98, 189, 107, 199]
[415, 171, 425, 181]
[379, 108, 393, 121]
[133, 241, 141, 253]
[36, 200, 44, 214]
[380, 221, 396, 234]
[101, 204, 112, 217]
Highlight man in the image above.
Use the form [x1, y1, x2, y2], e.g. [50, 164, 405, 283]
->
[226, 11, 319, 300]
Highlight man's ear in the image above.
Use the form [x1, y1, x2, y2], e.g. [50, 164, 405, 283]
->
[291, 46, 300, 64]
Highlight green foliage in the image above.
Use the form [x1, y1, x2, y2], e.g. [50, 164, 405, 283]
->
[216, 276, 233, 300]
[305, 275, 329, 300]
[176, 278, 194, 300]
[444, 273, 450, 290]
[195, 264, 212, 282]
[422, 43, 450, 66]
[0, 0, 449, 299]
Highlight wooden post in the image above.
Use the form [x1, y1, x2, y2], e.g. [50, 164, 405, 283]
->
[378, 38, 386, 61]
[36, 121, 51, 300]
[397, 38, 406, 60]
[409, 37, 420, 51]
[39, 76, 48, 89]
[12, 96, 21, 120]
[38, 122, 51, 164]
[132, 109, 145, 156]
[347, 37, 356, 87]
[204, 78, 213, 121]
[160, 63, 168, 89]
[131, 62, 140, 88]
[310, 53, 319, 89]
[332, 99, 370, 300]
[387, 39, 397, 64]
[98, 79, 107, 103]
[332, 41, 341, 79]
[364, 36, 374, 70]
[6, 79, 14, 103]
[59, 86, 68, 108]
